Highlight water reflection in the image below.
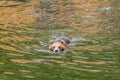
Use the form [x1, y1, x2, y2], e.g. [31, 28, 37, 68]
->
[10, 59, 32, 64]
[6, 53, 24, 56]
[3, 72, 15, 75]
[0, 0, 119, 80]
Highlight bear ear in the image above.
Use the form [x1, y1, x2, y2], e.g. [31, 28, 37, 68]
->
[50, 40, 55, 44]
[60, 40, 65, 45]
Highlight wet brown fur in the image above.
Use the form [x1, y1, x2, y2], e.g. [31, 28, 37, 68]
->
[49, 40, 66, 52]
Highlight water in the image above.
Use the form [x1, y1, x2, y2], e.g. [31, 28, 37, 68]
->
[0, 0, 120, 80]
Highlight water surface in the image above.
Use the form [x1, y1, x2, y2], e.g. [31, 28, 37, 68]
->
[0, 0, 120, 80]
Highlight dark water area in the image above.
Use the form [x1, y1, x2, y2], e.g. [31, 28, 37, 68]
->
[0, 0, 120, 80]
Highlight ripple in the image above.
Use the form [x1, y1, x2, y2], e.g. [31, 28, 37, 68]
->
[0, 45, 16, 51]
[33, 59, 47, 64]
[10, 59, 32, 64]
[0, 36, 32, 42]
[35, 49, 51, 53]
[0, 62, 5, 64]
[73, 56, 89, 59]
[25, 75, 34, 78]
[6, 53, 24, 56]
[67, 67, 102, 72]
[0, 31, 9, 34]
[73, 60, 107, 64]
[19, 70, 31, 73]
[3, 72, 15, 75]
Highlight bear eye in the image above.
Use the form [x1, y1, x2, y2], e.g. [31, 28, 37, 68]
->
[61, 48, 64, 51]
[58, 46, 64, 51]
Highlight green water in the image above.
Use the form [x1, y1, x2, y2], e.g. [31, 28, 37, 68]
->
[0, 0, 120, 80]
